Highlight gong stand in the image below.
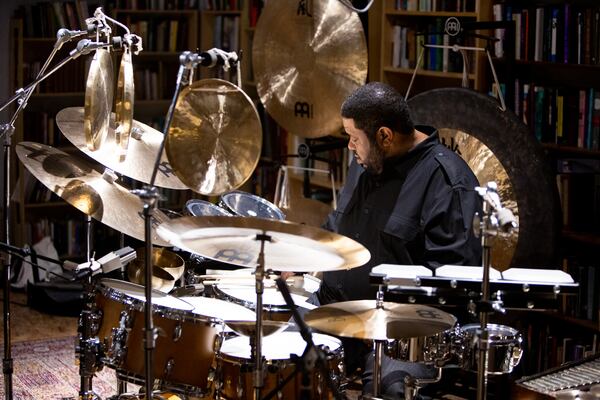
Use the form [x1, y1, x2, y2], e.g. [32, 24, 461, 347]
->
[473, 182, 517, 400]
[0, 30, 115, 399]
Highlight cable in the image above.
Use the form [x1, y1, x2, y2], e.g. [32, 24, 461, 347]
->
[337, 0, 375, 13]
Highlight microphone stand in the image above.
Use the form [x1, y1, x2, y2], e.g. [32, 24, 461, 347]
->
[0, 32, 109, 399]
[272, 277, 345, 400]
[132, 50, 199, 399]
[473, 182, 517, 400]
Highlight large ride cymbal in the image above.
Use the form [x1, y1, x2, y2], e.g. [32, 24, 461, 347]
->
[84, 48, 113, 151]
[156, 216, 370, 272]
[252, 0, 368, 138]
[167, 79, 262, 196]
[56, 107, 187, 190]
[304, 300, 457, 341]
[16, 142, 171, 246]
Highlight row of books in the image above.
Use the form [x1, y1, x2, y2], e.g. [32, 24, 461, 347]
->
[493, 3, 600, 65]
[505, 81, 600, 150]
[556, 169, 600, 233]
[390, 22, 473, 73]
[24, 218, 85, 259]
[124, 17, 191, 52]
[109, 0, 243, 11]
[393, 0, 475, 12]
[247, 0, 263, 28]
[212, 15, 239, 53]
[22, 57, 89, 94]
[23, 112, 68, 147]
[17, 1, 91, 38]
[562, 262, 600, 322]
[134, 68, 160, 100]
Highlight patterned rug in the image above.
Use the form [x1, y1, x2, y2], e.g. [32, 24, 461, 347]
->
[0, 336, 118, 399]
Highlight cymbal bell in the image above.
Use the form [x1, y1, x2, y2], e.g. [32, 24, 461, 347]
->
[57, 107, 187, 190]
[16, 142, 171, 246]
[167, 79, 262, 196]
[252, 0, 368, 138]
[156, 216, 371, 272]
[304, 300, 457, 340]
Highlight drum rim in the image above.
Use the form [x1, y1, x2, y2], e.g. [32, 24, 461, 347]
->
[214, 285, 291, 312]
[461, 323, 521, 342]
[220, 190, 285, 220]
[177, 295, 257, 322]
[185, 198, 232, 217]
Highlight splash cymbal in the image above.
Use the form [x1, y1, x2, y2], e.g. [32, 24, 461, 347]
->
[252, 0, 368, 138]
[16, 142, 171, 246]
[84, 48, 113, 151]
[304, 300, 457, 341]
[56, 107, 187, 190]
[156, 216, 370, 272]
[167, 79, 262, 196]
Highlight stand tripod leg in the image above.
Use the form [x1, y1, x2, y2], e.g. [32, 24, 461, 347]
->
[2, 125, 13, 400]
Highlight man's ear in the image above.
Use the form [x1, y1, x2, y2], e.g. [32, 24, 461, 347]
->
[377, 127, 394, 147]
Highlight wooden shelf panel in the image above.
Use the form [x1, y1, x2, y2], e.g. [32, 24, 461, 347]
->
[561, 229, 600, 247]
[385, 10, 478, 17]
[543, 311, 600, 332]
[542, 143, 600, 159]
[383, 66, 475, 79]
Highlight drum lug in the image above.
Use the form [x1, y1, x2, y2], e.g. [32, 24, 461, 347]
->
[173, 322, 182, 342]
[237, 374, 244, 399]
[164, 358, 175, 378]
[109, 310, 132, 365]
[213, 335, 223, 352]
[89, 309, 103, 336]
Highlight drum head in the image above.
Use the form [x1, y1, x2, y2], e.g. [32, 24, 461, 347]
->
[462, 323, 520, 342]
[100, 278, 193, 311]
[185, 199, 231, 217]
[216, 285, 309, 308]
[220, 331, 341, 360]
[220, 191, 285, 220]
[178, 296, 256, 321]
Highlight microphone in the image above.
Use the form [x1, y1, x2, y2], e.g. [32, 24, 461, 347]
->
[476, 182, 518, 232]
[198, 48, 238, 68]
[72, 247, 136, 280]
[70, 37, 123, 57]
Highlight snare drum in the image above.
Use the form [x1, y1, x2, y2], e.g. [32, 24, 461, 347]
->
[219, 191, 285, 220]
[385, 325, 462, 365]
[217, 332, 344, 400]
[185, 199, 231, 217]
[214, 285, 309, 322]
[458, 323, 523, 374]
[94, 279, 223, 397]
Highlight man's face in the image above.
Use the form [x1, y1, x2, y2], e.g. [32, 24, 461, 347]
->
[343, 117, 385, 174]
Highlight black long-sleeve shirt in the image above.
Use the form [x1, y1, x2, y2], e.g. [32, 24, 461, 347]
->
[318, 125, 482, 304]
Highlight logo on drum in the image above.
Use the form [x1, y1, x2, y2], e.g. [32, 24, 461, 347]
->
[157, 161, 174, 177]
[445, 17, 461, 37]
[297, 0, 312, 17]
[294, 101, 313, 119]
[416, 309, 444, 320]
[214, 249, 254, 265]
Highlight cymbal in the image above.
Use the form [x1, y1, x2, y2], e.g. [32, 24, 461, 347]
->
[225, 320, 289, 338]
[84, 48, 113, 151]
[56, 107, 187, 190]
[252, 0, 368, 138]
[304, 300, 456, 341]
[167, 79, 262, 196]
[114, 48, 134, 158]
[128, 247, 185, 293]
[16, 142, 171, 246]
[156, 216, 370, 272]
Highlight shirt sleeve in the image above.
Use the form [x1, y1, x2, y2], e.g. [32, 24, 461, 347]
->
[421, 171, 482, 269]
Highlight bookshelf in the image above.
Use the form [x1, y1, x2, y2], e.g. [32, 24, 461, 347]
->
[371, 0, 492, 97]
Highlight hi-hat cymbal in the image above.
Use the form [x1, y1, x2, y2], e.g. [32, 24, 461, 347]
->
[84, 48, 113, 151]
[56, 107, 187, 190]
[156, 216, 370, 272]
[16, 142, 171, 246]
[252, 0, 368, 138]
[167, 79, 262, 196]
[304, 300, 457, 341]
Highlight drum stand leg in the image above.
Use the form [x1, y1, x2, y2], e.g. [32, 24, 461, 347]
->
[117, 378, 128, 395]
[403, 367, 443, 400]
[77, 279, 103, 400]
[252, 233, 270, 400]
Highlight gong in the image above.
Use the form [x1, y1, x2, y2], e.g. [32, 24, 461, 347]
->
[408, 88, 560, 270]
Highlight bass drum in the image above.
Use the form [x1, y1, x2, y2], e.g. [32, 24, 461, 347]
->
[219, 191, 285, 220]
[408, 88, 560, 269]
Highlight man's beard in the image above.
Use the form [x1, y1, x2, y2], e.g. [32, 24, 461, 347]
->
[361, 141, 385, 175]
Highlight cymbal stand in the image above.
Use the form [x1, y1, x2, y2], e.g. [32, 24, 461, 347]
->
[473, 182, 517, 400]
[252, 232, 269, 400]
[0, 29, 111, 399]
[133, 50, 198, 399]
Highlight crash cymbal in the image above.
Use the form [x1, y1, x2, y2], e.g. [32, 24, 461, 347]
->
[408, 88, 560, 270]
[304, 300, 457, 341]
[225, 320, 289, 338]
[167, 79, 262, 196]
[84, 48, 113, 151]
[56, 107, 187, 190]
[114, 47, 134, 158]
[16, 142, 171, 246]
[156, 216, 370, 272]
[252, 0, 368, 138]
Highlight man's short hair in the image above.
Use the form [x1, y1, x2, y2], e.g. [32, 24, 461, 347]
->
[341, 82, 414, 138]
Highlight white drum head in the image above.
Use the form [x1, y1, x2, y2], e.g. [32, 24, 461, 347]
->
[101, 278, 194, 311]
[220, 331, 341, 360]
[179, 296, 256, 321]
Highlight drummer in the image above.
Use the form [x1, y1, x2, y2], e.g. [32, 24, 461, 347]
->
[305, 82, 482, 398]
